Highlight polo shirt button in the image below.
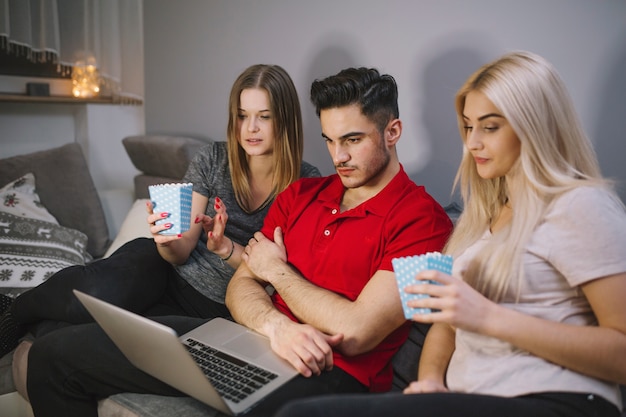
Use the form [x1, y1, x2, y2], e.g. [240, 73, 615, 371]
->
[331, 209, 338, 214]
[324, 230, 330, 236]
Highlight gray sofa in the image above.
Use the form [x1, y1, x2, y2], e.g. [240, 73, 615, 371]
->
[0, 139, 623, 417]
[0, 136, 430, 417]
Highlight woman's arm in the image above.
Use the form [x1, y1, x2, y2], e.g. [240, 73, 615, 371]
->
[411, 270, 626, 385]
[484, 272, 626, 384]
[403, 322, 455, 393]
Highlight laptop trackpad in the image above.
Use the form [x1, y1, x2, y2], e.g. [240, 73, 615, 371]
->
[222, 332, 268, 359]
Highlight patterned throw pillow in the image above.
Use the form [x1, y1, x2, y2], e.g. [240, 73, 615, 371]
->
[0, 173, 59, 223]
[0, 174, 91, 297]
[0, 211, 92, 297]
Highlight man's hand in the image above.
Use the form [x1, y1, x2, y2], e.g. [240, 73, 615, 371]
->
[243, 227, 288, 282]
[266, 318, 343, 377]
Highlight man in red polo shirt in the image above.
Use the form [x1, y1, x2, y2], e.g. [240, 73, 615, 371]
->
[225, 67, 453, 414]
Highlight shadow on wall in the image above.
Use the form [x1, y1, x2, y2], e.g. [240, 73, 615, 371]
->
[302, 37, 360, 176]
[593, 33, 626, 204]
[408, 43, 489, 207]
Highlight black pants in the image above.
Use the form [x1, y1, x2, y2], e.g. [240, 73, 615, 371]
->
[274, 390, 621, 417]
[13, 237, 230, 336]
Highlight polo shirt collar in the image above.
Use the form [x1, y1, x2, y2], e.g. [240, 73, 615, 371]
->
[318, 164, 410, 217]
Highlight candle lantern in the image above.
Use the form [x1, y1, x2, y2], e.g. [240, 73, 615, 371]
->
[71, 56, 101, 98]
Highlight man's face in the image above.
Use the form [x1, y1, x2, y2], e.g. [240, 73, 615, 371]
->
[320, 104, 392, 190]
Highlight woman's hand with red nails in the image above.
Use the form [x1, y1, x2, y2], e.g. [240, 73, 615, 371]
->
[198, 196, 232, 258]
[145, 200, 181, 245]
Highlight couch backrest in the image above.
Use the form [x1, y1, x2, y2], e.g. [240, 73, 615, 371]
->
[122, 135, 207, 199]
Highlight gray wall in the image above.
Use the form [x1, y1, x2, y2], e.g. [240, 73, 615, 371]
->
[143, 0, 626, 205]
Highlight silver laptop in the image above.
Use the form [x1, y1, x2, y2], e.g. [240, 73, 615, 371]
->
[73, 290, 298, 416]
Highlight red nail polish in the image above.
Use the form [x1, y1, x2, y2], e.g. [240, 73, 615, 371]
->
[161, 212, 168, 218]
[215, 197, 221, 203]
[215, 204, 221, 210]
[165, 223, 172, 228]
[194, 216, 200, 224]
[177, 234, 182, 238]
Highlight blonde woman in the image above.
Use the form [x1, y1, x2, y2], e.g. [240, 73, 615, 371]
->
[275, 52, 626, 417]
[0, 64, 320, 359]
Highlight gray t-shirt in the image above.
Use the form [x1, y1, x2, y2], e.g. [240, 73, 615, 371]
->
[174, 141, 320, 304]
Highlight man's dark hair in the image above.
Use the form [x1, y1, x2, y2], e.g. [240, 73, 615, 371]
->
[310, 67, 399, 132]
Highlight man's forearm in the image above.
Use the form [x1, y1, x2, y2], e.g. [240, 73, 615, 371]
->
[241, 228, 406, 355]
[269, 265, 405, 356]
[268, 263, 348, 329]
[226, 263, 286, 335]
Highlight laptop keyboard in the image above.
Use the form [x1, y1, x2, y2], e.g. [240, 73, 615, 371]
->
[183, 338, 278, 403]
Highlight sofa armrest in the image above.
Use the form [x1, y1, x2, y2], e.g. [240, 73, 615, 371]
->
[103, 199, 152, 258]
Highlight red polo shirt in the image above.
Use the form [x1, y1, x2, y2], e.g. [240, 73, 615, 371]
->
[260, 165, 452, 391]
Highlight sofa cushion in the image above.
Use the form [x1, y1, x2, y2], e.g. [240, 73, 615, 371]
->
[0, 172, 91, 297]
[0, 144, 110, 258]
[122, 136, 206, 180]
[103, 393, 225, 417]
[134, 175, 182, 200]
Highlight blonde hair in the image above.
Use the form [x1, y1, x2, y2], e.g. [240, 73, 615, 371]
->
[226, 64, 304, 213]
[446, 51, 612, 301]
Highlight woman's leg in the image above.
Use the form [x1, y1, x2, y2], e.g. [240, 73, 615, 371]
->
[274, 391, 621, 417]
[27, 316, 207, 417]
[0, 238, 174, 356]
[145, 271, 232, 319]
[0, 294, 12, 313]
[13, 238, 172, 323]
